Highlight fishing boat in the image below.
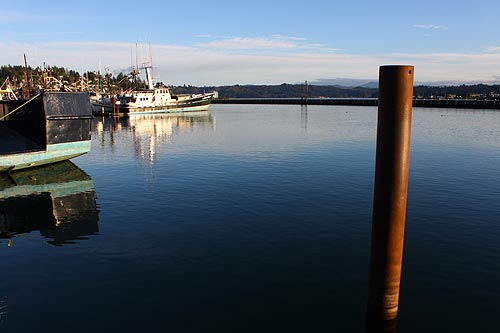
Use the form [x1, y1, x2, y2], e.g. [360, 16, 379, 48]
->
[91, 63, 216, 116]
[0, 91, 92, 173]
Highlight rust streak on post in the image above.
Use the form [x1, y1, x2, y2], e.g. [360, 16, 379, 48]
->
[367, 65, 414, 326]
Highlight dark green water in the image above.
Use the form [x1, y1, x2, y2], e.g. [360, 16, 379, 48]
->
[1, 105, 499, 332]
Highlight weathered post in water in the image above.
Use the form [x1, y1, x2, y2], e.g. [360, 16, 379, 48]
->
[366, 65, 414, 329]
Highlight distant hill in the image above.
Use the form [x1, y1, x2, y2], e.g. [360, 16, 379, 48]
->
[309, 78, 378, 88]
[171, 83, 378, 99]
[413, 84, 500, 99]
[309, 77, 500, 89]
[173, 83, 500, 99]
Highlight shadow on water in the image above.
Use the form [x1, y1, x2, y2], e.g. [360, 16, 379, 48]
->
[0, 161, 99, 246]
[365, 316, 397, 333]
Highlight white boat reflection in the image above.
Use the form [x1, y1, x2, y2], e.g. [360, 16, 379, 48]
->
[93, 111, 215, 181]
[0, 161, 99, 246]
[95, 111, 215, 133]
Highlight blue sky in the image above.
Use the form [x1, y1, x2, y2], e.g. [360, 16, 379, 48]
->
[2, 0, 500, 85]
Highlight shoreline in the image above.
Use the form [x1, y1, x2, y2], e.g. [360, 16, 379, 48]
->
[213, 97, 500, 109]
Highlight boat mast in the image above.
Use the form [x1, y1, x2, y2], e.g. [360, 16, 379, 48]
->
[23, 53, 31, 98]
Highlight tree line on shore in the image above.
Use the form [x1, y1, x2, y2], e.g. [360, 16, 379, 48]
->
[173, 83, 500, 99]
[0, 65, 147, 96]
[2, 65, 500, 99]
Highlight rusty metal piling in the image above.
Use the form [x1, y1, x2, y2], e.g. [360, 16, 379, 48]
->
[366, 65, 414, 329]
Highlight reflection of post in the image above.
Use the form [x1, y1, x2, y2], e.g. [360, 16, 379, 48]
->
[112, 97, 121, 128]
[300, 104, 308, 130]
[0, 299, 6, 321]
[301, 80, 309, 105]
[366, 65, 414, 329]
[113, 98, 120, 117]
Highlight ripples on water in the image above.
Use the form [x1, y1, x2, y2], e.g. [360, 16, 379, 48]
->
[1, 105, 499, 332]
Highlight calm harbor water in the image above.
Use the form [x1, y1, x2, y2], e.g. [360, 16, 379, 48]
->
[1, 104, 500, 332]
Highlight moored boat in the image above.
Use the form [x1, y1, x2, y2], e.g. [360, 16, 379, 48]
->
[91, 63, 216, 116]
[0, 91, 92, 173]
[92, 86, 216, 116]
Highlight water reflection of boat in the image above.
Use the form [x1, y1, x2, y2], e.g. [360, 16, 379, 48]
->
[94, 111, 215, 149]
[129, 111, 215, 135]
[0, 161, 99, 246]
[93, 111, 215, 181]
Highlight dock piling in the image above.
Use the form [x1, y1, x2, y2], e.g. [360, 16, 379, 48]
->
[366, 65, 414, 328]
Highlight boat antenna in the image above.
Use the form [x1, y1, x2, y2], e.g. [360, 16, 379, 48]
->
[23, 53, 31, 98]
[149, 40, 154, 88]
[130, 45, 133, 72]
[149, 41, 153, 73]
[135, 43, 139, 73]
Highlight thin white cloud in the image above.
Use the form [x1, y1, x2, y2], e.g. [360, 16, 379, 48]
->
[197, 36, 337, 54]
[199, 37, 298, 50]
[2, 40, 500, 86]
[271, 35, 307, 41]
[389, 51, 500, 82]
[487, 46, 500, 52]
[413, 24, 447, 29]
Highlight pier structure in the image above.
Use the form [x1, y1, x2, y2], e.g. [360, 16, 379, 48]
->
[212, 97, 500, 109]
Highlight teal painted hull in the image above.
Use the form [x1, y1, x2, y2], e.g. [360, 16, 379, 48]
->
[0, 178, 93, 200]
[0, 140, 91, 173]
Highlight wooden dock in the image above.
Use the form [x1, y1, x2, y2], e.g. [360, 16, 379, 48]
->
[212, 98, 500, 109]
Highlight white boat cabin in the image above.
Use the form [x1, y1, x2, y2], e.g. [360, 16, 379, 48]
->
[119, 88, 175, 108]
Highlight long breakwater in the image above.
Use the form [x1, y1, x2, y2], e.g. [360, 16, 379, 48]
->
[213, 97, 500, 109]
